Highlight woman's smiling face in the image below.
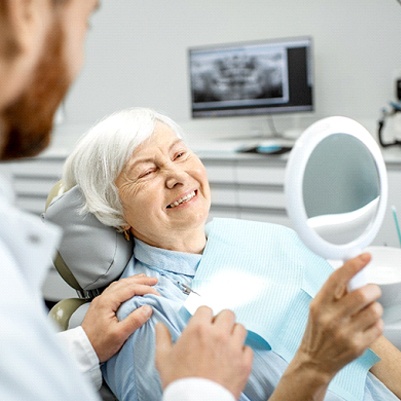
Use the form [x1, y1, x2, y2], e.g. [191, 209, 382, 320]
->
[116, 122, 211, 251]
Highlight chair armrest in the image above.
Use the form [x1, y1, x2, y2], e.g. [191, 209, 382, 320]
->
[49, 298, 90, 331]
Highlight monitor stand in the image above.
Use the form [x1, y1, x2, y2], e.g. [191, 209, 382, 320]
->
[219, 114, 294, 142]
[219, 131, 295, 148]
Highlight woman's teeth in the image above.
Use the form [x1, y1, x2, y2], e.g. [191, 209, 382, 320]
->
[168, 191, 196, 208]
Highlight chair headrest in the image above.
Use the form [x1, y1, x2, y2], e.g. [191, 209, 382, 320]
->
[43, 183, 132, 293]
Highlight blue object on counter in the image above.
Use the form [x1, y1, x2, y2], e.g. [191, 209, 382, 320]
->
[237, 144, 292, 155]
[256, 144, 282, 153]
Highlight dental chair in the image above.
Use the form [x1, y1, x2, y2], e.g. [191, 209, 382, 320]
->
[43, 181, 133, 400]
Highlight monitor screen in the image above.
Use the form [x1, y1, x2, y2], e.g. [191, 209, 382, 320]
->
[189, 36, 313, 118]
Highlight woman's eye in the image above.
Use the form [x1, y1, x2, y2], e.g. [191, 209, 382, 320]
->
[175, 151, 187, 160]
[139, 170, 154, 179]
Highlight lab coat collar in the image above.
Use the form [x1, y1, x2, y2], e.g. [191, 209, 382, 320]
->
[0, 174, 62, 292]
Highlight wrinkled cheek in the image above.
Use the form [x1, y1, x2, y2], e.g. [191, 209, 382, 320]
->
[130, 211, 162, 240]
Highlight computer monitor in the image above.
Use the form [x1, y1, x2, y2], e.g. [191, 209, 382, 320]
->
[188, 36, 313, 118]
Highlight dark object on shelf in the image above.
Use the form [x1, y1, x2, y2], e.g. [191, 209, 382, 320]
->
[378, 101, 401, 148]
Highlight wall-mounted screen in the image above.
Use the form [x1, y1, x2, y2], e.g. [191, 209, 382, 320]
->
[189, 36, 313, 118]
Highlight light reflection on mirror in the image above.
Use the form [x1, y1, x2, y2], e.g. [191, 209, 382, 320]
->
[302, 134, 380, 245]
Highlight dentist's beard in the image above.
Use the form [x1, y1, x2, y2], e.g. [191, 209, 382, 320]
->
[0, 22, 70, 160]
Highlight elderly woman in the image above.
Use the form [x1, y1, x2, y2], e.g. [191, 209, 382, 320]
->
[62, 107, 401, 401]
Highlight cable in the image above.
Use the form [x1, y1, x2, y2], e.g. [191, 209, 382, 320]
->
[266, 114, 280, 138]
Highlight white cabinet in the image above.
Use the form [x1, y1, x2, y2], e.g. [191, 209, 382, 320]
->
[200, 153, 290, 227]
[374, 162, 401, 248]
[10, 155, 64, 215]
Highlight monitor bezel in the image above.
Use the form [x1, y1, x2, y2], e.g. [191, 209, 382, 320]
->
[188, 36, 314, 119]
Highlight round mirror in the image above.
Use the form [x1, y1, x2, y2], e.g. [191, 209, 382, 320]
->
[285, 116, 388, 288]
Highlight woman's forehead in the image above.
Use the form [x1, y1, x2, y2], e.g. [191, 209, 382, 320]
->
[124, 127, 186, 170]
[152, 122, 181, 140]
[138, 126, 182, 152]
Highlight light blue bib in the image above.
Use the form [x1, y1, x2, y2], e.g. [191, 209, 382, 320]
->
[184, 218, 379, 401]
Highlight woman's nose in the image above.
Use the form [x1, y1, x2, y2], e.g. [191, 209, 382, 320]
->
[165, 166, 186, 189]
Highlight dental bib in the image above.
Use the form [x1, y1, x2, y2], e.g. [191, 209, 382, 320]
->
[183, 218, 379, 401]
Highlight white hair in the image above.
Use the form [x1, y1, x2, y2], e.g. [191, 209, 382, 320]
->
[62, 107, 183, 229]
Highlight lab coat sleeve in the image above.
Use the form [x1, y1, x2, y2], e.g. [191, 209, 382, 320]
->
[57, 326, 103, 390]
[162, 378, 236, 401]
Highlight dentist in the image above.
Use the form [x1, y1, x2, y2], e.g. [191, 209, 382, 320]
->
[0, 1, 161, 399]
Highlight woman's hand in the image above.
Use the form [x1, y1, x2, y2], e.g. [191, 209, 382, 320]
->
[155, 306, 253, 400]
[81, 273, 159, 363]
[298, 253, 383, 378]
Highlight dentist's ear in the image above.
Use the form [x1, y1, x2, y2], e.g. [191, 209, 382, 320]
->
[7, 0, 50, 56]
[0, 0, 51, 109]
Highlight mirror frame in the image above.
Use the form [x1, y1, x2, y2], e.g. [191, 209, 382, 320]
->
[285, 116, 388, 261]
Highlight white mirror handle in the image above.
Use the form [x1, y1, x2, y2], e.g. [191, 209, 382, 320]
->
[348, 268, 368, 291]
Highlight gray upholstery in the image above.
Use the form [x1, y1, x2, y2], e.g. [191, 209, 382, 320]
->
[43, 185, 132, 292]
[44, 183, 122, 401]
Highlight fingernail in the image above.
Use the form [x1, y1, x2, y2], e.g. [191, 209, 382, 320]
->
[359, 253, 371, 263]
[364, 284, 382, 300]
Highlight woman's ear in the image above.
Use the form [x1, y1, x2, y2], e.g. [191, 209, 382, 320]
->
[121, 225, 132, 241]
[120, 224, 131, 231]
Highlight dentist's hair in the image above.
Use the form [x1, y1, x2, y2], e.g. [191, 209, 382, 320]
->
[62, 107, 183, 229]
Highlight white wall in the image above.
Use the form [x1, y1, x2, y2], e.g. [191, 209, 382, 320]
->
[52, 0, 401, 148]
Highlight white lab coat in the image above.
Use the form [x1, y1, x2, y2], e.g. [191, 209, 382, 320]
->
[0, 173, 99, 400]
[163, 378, 235, 401]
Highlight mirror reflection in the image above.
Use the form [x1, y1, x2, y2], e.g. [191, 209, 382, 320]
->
[303, 133, 380, 245]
